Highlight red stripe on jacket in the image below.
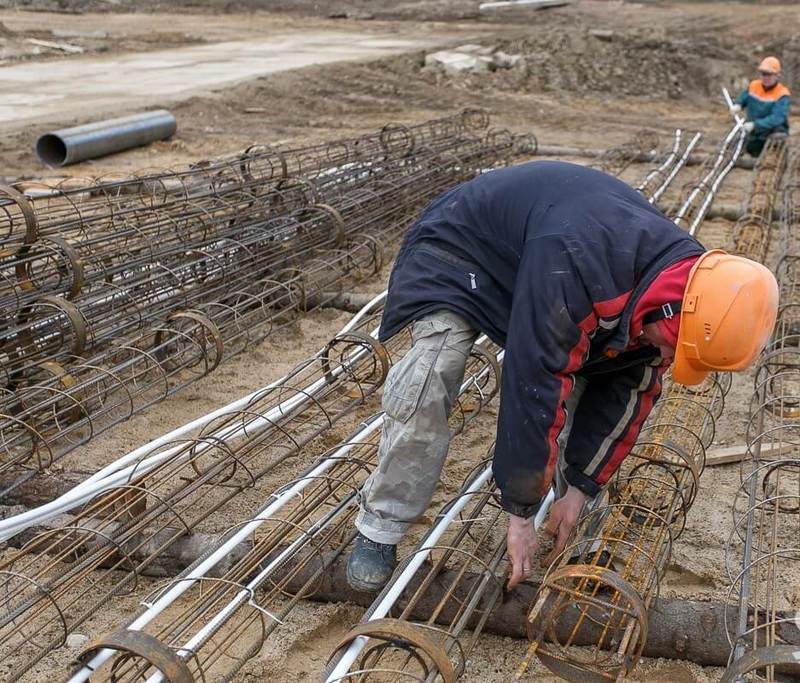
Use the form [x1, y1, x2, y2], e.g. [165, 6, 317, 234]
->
[595, 366, 664, 484]
[593, 290, 632, 319]
[540, 291, 632, 494]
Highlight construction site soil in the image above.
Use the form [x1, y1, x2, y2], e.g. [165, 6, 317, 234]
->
[1, 1, 799, 682]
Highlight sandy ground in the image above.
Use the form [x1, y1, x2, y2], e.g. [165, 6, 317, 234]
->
[2, 1, 800, 681]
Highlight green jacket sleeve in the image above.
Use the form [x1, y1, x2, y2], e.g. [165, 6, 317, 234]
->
[735, 88, 749, 107]
[753, 95, 790, 132]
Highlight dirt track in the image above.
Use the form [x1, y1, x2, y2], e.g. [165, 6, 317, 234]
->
[1, 1, 799, 681]
[0, 17, 491, 126]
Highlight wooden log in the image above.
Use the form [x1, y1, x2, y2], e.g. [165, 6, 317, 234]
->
[0, 506, 251, 578]
[5, 511, 795, 669]
[0, 470, 91, 507]
[282, 552, 799, 668]
[704, 204, 781, 222]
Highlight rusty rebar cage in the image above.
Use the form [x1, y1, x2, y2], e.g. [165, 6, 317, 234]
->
[519, 126, 779, 682]
[70, 342, 501, 683]
[724, 147, 800, 683]
[0, 304, 408, 678]
[0, 127, 524, 498]
[589, 130, 660, 177]
[323, 450, 508, 683]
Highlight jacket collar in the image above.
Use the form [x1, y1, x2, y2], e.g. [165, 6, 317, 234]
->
[604, 238, 705, 354]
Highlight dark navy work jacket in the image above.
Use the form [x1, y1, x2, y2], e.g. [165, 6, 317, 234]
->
[379, 161, 705, 517]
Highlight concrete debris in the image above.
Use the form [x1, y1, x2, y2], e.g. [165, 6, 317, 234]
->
[492, 50, 522, 68]
[424, 50, 492, 74]
[589, 29, 614, 41]
[66, 633, 89, 648]
[424, 45, 523, 74]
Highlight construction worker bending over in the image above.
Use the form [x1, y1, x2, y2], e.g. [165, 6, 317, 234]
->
[731, 56, 791, 157]
[346, 160, 778, 593]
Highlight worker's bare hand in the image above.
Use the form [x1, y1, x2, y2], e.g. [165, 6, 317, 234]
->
[541, 485, 589, 567]
[506, 513, 538, 590]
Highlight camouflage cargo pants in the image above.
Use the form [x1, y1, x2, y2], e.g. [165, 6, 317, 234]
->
[355, 309, 589, 545]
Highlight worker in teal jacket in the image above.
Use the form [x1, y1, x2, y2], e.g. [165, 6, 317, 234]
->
[731, 56, 791, 157]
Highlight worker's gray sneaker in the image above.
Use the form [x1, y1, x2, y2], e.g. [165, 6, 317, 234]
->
[346, 532, 397, 592]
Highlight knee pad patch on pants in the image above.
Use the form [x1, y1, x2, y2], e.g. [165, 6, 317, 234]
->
[382, 320, 449, 423]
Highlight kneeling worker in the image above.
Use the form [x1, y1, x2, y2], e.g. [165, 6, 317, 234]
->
[346, 160, 779, 592]
[731, 56, 791, 157]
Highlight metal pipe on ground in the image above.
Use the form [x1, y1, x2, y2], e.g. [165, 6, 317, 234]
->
[35, 111, 177, 167]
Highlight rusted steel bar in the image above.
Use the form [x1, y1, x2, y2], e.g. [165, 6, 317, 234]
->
[0, 132, 521, 493]
[730, 137, 787, 263]
[0, 304, 407, 678]
[723, 149, 800, 683]
[588, 130, 660, 177]
[0, 110, 493, 327]
[0, 133, 512, 386]
[69, 341, 501, 683]
[519, 372, 728, 682]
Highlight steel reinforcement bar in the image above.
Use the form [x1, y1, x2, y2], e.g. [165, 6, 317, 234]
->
[518, 371, 728, 681]
[0, 299, 409, 678]
[730, 137, 788, 263]
[0, 292, 386, 542]
[323, 448, 554, 683]
[723, 148, 800, 683]
[70, 340, 501, 683]
[0, 110, 495, 327]
[0, 132, 521, 494]
[589, 130, 660, 178]
[0, 130, 512, 387]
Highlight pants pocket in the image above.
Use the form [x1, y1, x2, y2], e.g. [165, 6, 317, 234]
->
[382, 319, 450, 423]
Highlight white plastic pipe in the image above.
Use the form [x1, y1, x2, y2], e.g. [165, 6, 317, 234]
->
[689, 127, 745, 236]
[673, 122, 740, 227]
[68, 416, 385, 683]
[479, 0, 571, 10]
[649, 132, 702, 204]
[71, 337, 496, 682]
[0, 291, 387, 543]
[325, 470, 555, 682]
[636, 129, 681, 196]
[722, 86, 746, 130]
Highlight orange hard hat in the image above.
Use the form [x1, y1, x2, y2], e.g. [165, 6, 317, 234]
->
[758, 56, 781, 74]
[672, 250, 779, 386]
